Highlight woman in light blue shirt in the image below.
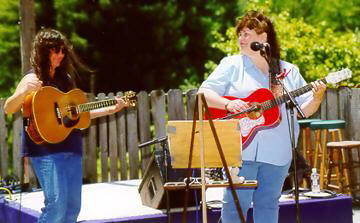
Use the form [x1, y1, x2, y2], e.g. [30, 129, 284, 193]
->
[199, 11, 326, 223]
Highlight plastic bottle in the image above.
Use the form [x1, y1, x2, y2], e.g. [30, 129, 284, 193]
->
[310, 168, 320, 193]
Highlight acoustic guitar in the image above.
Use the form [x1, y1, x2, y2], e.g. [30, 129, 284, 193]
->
[206, 68, 352, 149]
[23, 86, 136, 144]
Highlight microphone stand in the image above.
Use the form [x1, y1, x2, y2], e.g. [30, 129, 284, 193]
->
[138, 136, 172, 223]
[260, 46, 305, 223]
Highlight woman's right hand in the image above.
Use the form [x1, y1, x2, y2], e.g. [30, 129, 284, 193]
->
[16, 73, 43, 97]
[4, 73, 43, 114]
[225, 99, 250, 113]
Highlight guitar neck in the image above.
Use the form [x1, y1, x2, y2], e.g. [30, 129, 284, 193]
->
[78, 99, 117, 113]
[261, 78, 327, 110]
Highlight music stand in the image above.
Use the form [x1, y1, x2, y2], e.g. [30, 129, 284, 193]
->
[166, 93, 247, 223]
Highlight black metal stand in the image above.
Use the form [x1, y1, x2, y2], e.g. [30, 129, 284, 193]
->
[281, 82, 305, 223]
[138, 137, 172, 223]
[260, 46, 305, 223]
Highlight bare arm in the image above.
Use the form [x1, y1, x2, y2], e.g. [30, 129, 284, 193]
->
[4, 73, 42, 114]
[300, 80, 327, 118]
[198, 88, 229, 109]
[198, 87, 249, 113]
[89, 97, 129, 119]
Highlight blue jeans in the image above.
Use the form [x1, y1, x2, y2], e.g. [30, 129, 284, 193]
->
[31, 152, 82, 223]
[221, 161, 291, 223]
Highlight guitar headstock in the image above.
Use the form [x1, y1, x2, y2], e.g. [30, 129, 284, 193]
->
[123, 91, 137, 107]
[325, 68, 352, 84]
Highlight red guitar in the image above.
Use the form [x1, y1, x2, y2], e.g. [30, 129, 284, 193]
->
[206, 68, 352, 149]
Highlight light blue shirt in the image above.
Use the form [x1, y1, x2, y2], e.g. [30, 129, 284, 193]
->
[200, 54, 313, 166]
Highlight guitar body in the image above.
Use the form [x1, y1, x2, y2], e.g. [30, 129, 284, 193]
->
[206, 88, 281, 148]
[23, 86, 90, 144]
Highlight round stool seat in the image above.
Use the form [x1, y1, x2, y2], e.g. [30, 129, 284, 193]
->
[310, 120, 346, 130]
[327, 141, 360, 148]
[298, 119, 321, 127]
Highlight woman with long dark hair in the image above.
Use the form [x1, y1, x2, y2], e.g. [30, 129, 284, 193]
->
[4, 28, 128, 223]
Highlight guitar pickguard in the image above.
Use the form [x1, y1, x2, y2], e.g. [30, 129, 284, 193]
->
[239, 115, 265, 137]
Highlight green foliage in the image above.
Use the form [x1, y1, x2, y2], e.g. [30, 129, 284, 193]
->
[275, 13, 360, 86]
[271, 0, 360, 32]
[0, 0, 20, 98]
[192, 0, 360, 89]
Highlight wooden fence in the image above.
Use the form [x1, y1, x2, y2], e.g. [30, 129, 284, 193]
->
[0, 87, 360, 186]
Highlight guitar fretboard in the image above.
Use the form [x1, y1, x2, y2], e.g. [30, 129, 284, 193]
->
[261, 79, 327, 110]
[78, 99, 117, 112]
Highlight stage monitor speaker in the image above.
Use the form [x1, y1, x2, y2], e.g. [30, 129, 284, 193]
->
[138, 156, 201, 209]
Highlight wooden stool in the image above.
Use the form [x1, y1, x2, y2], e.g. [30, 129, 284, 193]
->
[327, 141, 360, 197]
[298, 119, 321, 167]
[309, 120, 346, 189]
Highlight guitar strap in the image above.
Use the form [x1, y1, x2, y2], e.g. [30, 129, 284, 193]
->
[270, 77, 283, 98]
[269, 59, 283, 98]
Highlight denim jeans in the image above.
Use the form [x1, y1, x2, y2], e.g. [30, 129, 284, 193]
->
[221, 160, 291, 223]
[31, 152, 82, 223]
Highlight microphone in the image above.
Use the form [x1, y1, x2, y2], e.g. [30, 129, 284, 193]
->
[250, 42, 269, 51]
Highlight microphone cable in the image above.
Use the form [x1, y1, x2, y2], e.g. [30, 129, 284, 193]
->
[0, 187, 13, 200]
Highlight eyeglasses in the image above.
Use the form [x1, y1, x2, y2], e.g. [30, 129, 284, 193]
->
[51, 46, 67, 54]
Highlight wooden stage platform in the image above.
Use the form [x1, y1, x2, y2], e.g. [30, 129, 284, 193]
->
[0, 179, 354, 223]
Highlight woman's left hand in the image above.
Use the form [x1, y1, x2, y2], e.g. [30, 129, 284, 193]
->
[311, 80, 327, 101]
[107, 97, 129, 114]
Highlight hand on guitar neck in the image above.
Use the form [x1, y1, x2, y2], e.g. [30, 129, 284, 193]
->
[90, 95, 130, 119]
[110, 96, 130, 113]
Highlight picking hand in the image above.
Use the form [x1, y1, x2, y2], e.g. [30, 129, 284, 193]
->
[17, 73, 43, 97]
[225, 99, 249, 113]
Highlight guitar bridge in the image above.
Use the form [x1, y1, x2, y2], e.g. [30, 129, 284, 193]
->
[54, 102, 62, 125]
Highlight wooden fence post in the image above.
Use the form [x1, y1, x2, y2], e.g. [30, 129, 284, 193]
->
[127, 100, 139, 179]
[0, 100, 9, 178]
[186, 89, 198, 120]
[338, 87, 352, 140]
[326, 88, 339, 120]
[167, 89, 185, 120]
[116, 92, 128, 180]
[98, 93, 108, 182]
[150, 90, 166, 153]
[12, 113, 23, 180]
[108, 92, 119, 181]
[137, 91, 151, 173]
[83, 93, 98, 183]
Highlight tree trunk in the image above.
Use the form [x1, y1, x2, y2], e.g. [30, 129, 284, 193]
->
[19, 0, 36, 189]
[20, 0, 36, 75]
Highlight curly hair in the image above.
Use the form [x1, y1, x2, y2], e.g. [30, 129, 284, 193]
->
[236, 10, 281, 74]
[30, 28, 90, 91]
